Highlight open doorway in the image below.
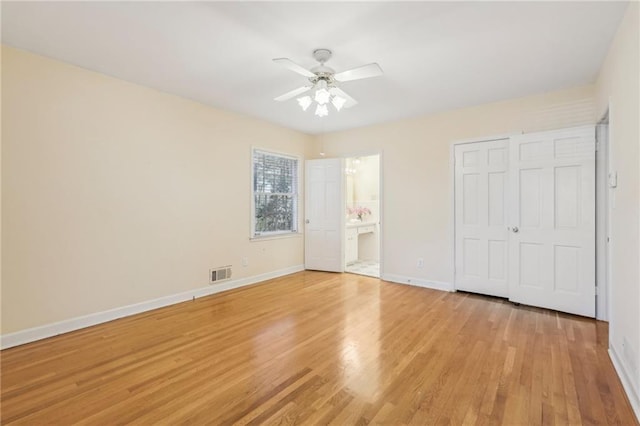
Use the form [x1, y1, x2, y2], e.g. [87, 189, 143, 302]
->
[344, 154, 381, 278]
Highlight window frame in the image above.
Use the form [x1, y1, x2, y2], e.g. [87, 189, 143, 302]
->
[250, 147, 302, 239]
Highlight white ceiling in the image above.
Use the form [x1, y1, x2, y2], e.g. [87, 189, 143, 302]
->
[1, 2, 628, 135]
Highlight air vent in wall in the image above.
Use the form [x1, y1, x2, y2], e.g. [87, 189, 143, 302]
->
[210, 266, 232, 284]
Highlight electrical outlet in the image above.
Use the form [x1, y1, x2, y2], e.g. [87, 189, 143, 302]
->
[242, 257, 249, 267]
[417, 258, 424, 268]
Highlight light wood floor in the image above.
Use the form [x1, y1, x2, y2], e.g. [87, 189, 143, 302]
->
[1, 271, 637, 425]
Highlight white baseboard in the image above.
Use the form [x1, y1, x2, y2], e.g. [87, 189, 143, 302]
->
[1, 265, 304, 350]
[609, 345, 640, 422]
[381, 273, 453, 292]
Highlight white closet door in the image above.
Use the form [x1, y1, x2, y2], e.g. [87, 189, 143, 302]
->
[305, 158, 344, 272]
[454, 139, 509, 297]
[509, 126, 595, 317]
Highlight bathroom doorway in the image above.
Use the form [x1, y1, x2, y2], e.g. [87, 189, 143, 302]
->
[344, 154, 381, 278]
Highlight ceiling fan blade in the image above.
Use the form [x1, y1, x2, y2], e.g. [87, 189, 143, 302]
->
[273, 58, 316, 78]
[274, 86, 312, 102]
[334, 63, 383, 82]
[330, 87, 358, 108]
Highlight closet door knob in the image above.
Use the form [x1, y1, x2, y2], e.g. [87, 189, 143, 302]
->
[512, 226, 519, 233]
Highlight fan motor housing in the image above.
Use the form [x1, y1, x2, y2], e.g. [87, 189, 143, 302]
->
[309, 74, 335, 86]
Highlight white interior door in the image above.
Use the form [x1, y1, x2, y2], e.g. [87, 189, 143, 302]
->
[508, 126, 596, 317]
[305, 158, 344, 272]
[455, 139, 509, 297]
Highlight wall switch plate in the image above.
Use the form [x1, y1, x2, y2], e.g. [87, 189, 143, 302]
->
[417, 258, 424, 268]
[241, 257, 249, 267]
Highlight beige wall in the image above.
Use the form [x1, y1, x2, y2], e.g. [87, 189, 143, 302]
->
[1, 46, 314, 334]
[317, 85, 597, 285]
[596, 2, 640, 400]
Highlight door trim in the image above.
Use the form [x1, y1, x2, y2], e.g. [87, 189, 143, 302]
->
[596, 117, 610, 321]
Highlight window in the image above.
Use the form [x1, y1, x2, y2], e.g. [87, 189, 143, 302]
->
[252, 149, 299, 237]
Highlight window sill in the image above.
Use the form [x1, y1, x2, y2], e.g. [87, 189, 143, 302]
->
[250, 232, 303, 242]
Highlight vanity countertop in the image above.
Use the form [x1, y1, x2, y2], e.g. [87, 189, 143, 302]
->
[346, 221, 377, 229]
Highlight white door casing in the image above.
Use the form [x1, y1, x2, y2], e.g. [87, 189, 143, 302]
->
[508, 126, 596, 317]
[595, 123, 609, 321]
[305, 158, 344, 272]
[454, 139, 510, 297]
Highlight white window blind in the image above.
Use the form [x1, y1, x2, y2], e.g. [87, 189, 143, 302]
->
[252, 149, 299, 236]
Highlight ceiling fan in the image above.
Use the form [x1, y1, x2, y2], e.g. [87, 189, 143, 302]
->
[273, 49, 383, 117]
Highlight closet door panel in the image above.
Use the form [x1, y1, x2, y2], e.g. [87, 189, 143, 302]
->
[454, 139, 509, 298]
[508, 126, 595, 317]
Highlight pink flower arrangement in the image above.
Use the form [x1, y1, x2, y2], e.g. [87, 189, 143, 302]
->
[347, 206, 371, 220]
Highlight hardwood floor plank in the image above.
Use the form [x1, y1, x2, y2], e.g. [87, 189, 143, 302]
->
[1, 271, 637, 425]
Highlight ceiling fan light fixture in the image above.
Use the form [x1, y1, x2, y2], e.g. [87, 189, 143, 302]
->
[297, 96, 312, 111]
[315, 104, 328, 117]
[274, 49, 378, 118]
[331, 95, 346, 111]
[314, 80, 331, 105]
[315, 89, 330, 105]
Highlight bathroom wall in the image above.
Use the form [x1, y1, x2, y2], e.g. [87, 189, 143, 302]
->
[346, 155, 380, 262]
